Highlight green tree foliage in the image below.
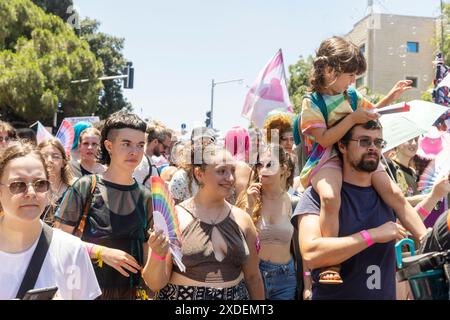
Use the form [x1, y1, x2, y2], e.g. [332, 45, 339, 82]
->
[0, 0, 103, 126]
[80, 18, 132, 119]
[287, 55, 313, 113]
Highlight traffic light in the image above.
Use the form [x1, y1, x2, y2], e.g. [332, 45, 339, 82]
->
[205, 111, 212, 128]
[123, 62, 134, 89]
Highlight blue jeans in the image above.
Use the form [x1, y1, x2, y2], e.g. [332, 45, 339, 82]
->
[259, 258, 297, 300]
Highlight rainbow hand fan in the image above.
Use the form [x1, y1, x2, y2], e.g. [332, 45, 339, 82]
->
[151, 176, 185, 272]
[418, 150, 450, 195]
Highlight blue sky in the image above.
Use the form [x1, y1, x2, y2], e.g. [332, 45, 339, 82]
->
[74, 0, 442, 133]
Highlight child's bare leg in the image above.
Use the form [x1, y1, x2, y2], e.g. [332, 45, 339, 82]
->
[311, 167, 343, 284]
[372, 170, 427, 240]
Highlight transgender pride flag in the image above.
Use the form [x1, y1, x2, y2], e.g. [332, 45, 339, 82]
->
[241, 49, 293, 128]
[56, 119, 75, 155]
[35, 121, 54, 144]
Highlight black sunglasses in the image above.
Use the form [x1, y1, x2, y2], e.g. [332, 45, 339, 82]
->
[256, 160, 274, 170]
[158, 140, 171, 150]
[0, 180, 51, 195]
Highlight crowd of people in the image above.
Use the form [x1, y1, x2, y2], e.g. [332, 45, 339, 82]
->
[0, 36, 449, 300]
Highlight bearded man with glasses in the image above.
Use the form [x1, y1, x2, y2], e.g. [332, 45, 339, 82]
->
[292, 120, 428, 300]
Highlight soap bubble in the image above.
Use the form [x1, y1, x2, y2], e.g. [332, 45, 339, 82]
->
[389, 14, 394, 25]
[397, 45, 407, 58]
[387, 47, 394, 56]
[412, 26, 417, 36]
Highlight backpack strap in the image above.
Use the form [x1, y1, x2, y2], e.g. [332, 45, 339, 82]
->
[142, 155, 158, 186]
[73, 174, 97, 238]
[309, 92, 329, 124]
[16, 224, 54, 299]
[293, 116, 301, 146]
[289, 194, 304, 300]
[447, 209, 450, 232]
[346, 86, 359, 111]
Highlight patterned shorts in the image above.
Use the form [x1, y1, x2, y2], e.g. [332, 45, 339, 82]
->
[156, 280, 250, 300]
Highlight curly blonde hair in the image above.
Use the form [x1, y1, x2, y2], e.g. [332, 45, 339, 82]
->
[263, 113, 293, 145]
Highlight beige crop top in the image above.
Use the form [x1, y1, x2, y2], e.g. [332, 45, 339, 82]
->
[256, 205, 294, 246]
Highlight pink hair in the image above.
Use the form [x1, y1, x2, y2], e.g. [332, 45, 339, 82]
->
[224, 126, 250, 162]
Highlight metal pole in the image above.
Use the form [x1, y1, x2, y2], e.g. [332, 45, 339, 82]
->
[210, 79, 215, 128]
[441, 0, 445, 60]
[442, 0, 445, 51]
[208, 78, 243, 129]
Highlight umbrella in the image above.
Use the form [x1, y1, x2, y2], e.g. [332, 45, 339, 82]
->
[380, 100, 448, 152]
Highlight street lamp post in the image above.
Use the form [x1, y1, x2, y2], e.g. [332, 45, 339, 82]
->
[209, 78, 243, 128]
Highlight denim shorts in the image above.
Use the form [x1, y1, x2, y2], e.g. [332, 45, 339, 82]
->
[259, 258, 297, 300]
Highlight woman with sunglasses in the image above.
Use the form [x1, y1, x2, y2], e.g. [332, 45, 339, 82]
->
[55, 111, 153, 300]
[236, 143, 297, 300]
[0, 141, 101, 300]
[143, 144, 264, 300]
[38, 139, 75, 226]
[70, 127, 105, 178]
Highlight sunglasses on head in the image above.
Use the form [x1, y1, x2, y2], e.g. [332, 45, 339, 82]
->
[0, 180, 51, 195]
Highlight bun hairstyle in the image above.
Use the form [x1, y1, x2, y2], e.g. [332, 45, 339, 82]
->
[310, 36, 367, 93]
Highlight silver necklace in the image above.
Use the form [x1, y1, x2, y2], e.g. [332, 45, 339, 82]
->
[191, 199, 227, 225]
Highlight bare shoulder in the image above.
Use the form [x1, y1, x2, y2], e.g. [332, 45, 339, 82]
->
[235, 160, 251, 173]
[230, 205, 254, 232]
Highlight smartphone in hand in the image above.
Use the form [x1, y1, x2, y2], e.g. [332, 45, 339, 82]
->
[22, 287, 58, 300]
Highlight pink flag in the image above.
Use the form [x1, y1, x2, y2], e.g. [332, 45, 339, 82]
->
[36, 121, 54, 144]
[241, 49, 293, 127]
[56, 119, 75, 155]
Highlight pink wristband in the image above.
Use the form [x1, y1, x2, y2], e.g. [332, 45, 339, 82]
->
[151, 251, 167, 261]
[360, 230, 374, 247]
[417, 206, 430, 218]
[303, 271, 311, 277]
[86, 243, 95, 257]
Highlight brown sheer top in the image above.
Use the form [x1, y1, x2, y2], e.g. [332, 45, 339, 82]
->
[172, 206, 250, 283]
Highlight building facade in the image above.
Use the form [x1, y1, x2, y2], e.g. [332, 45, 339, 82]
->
[346, 14, 437, 100]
